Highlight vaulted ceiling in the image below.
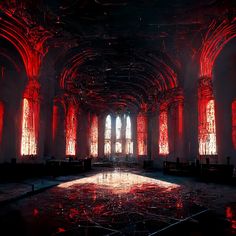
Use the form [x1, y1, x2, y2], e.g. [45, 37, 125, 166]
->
[1, 0, 236, 112]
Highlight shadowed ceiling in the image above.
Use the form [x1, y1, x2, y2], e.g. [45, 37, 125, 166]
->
[2, 0, 236, 112]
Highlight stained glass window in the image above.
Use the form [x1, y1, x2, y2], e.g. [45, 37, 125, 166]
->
[105, 115, 111, 139]
[21, 98, 39, 155]
[199, 99, 217, 155]
[137, 113, 147, 155]
[125, 116, 133, 154]
[65, 104, 77, 156]
[126, 116, 131, 139]
[115, 141, 122, 153]
[115, 116, 122, 153]
[104, 115, 111, 155]
[159, 110, 169, 155]
[104, 141, 111, 155]
[116, 116, 122, 139]
[90, 115, 98, 157]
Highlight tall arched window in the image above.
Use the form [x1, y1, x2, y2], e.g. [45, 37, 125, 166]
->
[65, 104, 77, 156]
[232, 100, 236, 149]
[137, 113, 147, 155]
[90, 115, 98, 157]
[159, 110, 169, 155]
[104, 115, 111, 155]
[199, 99, 217, 155]
[21, 98, 39, 155]
[115, 116, 122, 153]
[125, 115, 133, 154]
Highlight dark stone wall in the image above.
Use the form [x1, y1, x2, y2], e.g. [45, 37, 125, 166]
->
[214, 38, 236, 166]
[0, 37, 236, 168]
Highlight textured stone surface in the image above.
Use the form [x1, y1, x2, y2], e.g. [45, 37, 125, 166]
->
[0, 168, 236, 235]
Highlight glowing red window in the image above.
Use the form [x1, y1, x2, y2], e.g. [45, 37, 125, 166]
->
[65, 104, 77, 156]
[199, 99, 217, 155]
[21, 98, 39, 155]
[115, 116, 122, 153]
[90, 115, 98, 157]
[137, 113, 147, 155]
[159, 110, 169, 155]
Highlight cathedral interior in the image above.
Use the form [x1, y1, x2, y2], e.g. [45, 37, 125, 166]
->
[0, 0, 236, 235]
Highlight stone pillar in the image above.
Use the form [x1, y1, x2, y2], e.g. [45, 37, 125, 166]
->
[150, 110, 158, 160]
[77, 109, 90, 159]
[98, 114, 105, 158]
[131, 113, 137, 158]
[52, 102, 65, 160]
[168, 105, 175, 161]
[215, 91, 232, 164]
[183, 78, 198, 162]
[175, 100, 184, 160]
[2, 100, 18, 162]
[147, 112, 152, 159]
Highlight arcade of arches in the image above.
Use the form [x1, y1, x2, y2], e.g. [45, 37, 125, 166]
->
[0, 1, 236, 168]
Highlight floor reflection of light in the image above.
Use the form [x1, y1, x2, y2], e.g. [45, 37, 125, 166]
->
[58, 170, 180, 194]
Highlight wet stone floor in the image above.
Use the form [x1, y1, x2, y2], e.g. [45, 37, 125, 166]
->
[0, 168, 236, 235]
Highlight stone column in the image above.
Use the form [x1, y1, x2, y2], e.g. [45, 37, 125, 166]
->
[98, 114, 105, 158]
[147, 112, 152, 159]
[175, 100, 184, 160]
[77, 109, 90, 159]
[168, 104, 174, 161]
[131, 113, 137, 158]
[150, 110, 158, 160]
[52, 101, 66, 160]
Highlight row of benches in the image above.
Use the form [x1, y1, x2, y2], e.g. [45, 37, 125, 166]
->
[163, 160, 235, 181]
[0, 158, 92, 181]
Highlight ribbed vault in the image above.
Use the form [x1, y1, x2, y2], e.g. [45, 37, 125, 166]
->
[57, 40, 179, 112]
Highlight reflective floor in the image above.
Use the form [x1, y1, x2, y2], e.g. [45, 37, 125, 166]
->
[0, 169, 236, 235]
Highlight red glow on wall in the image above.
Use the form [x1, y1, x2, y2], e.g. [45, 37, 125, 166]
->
[200, 19, 236, 78]
[90, 115, 98, 157]
[52, 105, 58, 143]
[232, 101, 236, 149]
[33, 208, 39, 217]
[21, 98, 39, 156]
[137, 113, 147, 155]
[178, 102, 183, 136]
[57, 228, 66, 233]
[65, 104, 77, 156]
[0, 102, 4, 144]
[159, 110, 169, 155]
[198, 99, 217, 155]
[0, 11, 52, 80]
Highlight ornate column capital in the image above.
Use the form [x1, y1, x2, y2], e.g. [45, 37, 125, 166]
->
[23, 79, 40, 100]
[198, 76, 213, 99]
